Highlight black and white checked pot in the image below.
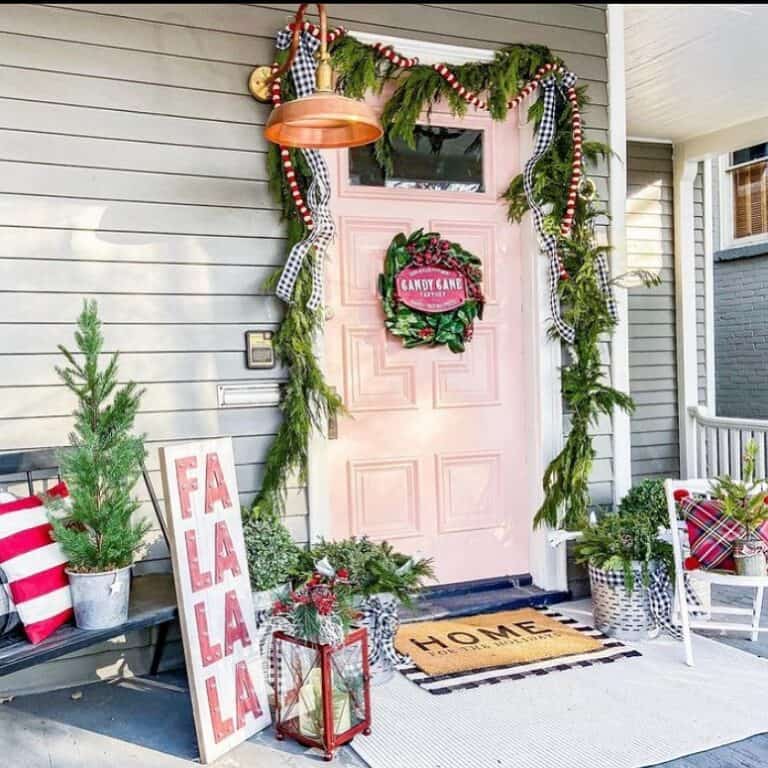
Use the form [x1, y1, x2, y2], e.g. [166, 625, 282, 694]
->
[252, 585, 291, 695]
[589, 563, 660, 641]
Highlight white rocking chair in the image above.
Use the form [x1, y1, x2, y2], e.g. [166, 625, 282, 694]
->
[665, 478, 768, 666]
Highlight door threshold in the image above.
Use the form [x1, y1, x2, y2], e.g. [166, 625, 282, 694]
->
[400, 574, 569, 623]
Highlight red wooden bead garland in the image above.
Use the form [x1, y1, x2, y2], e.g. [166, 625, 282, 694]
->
[431, 63, 488, 110]
[373, 42, 418, 69]
[561, 85, 583, 237]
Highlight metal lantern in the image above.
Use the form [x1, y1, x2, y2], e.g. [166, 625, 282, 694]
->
[273, 627, 372, 761]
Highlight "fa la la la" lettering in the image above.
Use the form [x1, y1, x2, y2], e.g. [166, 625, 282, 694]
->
[169, 447, 267, 748]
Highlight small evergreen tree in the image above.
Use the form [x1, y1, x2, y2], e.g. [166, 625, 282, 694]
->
[51, 300, 151, 572]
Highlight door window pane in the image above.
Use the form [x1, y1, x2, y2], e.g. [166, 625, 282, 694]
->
[349, 125, 484, 192]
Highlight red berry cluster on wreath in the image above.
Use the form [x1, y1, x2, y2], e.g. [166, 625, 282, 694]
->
[408, 236, 451, 266]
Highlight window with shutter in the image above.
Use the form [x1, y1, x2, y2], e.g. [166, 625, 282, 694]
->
[730, 144, 768, 241]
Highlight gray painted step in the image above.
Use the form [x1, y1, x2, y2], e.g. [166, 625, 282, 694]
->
[401, 576, 569, 622]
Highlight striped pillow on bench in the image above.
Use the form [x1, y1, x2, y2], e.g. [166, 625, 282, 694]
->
[0, 483, 73, 644]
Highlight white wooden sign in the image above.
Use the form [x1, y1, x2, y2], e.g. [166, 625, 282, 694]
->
[160, 437, 270, 764]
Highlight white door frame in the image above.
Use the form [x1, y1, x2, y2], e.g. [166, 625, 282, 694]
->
[307, 33, 566, 590]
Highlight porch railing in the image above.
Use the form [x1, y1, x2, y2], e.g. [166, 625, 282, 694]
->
[690, 406, 768, 480]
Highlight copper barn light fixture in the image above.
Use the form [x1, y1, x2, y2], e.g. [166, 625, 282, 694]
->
[249, 4, 382, 149]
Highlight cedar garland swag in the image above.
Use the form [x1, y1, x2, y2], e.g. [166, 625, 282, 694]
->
[253, 20, 636, 531]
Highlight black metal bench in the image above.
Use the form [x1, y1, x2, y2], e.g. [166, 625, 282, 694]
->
[0, 448, 178, 679]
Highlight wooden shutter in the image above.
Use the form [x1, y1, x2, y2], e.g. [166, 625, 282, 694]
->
[733, 160, 768, 238]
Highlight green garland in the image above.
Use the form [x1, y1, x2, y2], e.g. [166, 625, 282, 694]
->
[381, 229, 484, 353]
[256, 33, 639, 531]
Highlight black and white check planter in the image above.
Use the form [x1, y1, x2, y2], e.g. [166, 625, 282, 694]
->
[589, 564, 661, 641]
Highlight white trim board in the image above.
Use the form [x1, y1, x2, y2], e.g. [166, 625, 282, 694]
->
[350, 31, 494, 65]
[703, 158, 716, 411]
[627, 136, 674, 144]
[607, 4, 631, 501]
[673, 157, 701, 477]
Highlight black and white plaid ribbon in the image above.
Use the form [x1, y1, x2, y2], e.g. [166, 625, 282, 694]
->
[523, 76, 575, 344]
[596, 252, 619, 322]
[359, 595, 410, 668]
[648, 566, 705, 640]
[273, 28, 335, 310]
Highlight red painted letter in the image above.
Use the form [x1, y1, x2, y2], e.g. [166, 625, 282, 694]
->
[184, 530, 213, 592]
[214, 520, 241, 583]
[204, 452, 232, 514]
[175, 456, 198, 519]
[194, 602, 222, 667]
[205, 675, 234, 743]
[223, 590, 251, 656]
[234, 660, 263, 730]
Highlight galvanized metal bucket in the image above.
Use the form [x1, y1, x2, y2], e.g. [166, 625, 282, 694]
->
[733, 538, 768, 576]
[67, 566, 131, 630]
[589, 563, 659, 641]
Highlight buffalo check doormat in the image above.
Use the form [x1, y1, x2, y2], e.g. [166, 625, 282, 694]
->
[395, 607, 641, 694]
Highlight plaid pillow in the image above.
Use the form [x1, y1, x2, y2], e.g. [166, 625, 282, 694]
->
[681, 496, 768, 572]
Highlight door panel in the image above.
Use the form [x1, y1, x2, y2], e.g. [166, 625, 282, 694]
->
[325, 101, 529, 584]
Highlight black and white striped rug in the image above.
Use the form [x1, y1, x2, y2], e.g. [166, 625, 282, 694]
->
[397, 606, 641, 695]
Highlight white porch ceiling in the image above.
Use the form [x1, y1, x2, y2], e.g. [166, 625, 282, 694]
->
[625, 4, 768, 143]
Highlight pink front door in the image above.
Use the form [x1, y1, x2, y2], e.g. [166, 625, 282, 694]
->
[325, 103, 529, 584]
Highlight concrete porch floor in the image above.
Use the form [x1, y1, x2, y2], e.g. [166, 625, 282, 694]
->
[3, 585, 768, 768]
[0, 668, 367, 768]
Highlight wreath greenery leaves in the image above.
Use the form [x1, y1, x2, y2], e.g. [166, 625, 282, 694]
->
[380, 229, 484, 354]
[258, 31, 642, 532]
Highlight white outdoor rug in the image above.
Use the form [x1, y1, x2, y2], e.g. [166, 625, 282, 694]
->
[352, 601, 768, 768]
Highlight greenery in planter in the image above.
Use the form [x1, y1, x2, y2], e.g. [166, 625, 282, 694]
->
[243, 506, 302, 592]
[711, 440, 768, 537]
[574, 508, 673, 593]
[618, 478, 668, 531]
[51, 301, 151, 573]
[298, 537, 435, 606]
[273, 568, 357, 645]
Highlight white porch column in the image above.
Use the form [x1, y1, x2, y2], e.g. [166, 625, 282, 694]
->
[607, 4, 632, 503]
[673, 156, 700, 478]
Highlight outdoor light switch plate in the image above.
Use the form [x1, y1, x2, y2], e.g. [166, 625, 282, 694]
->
[245, 330, 275, 369]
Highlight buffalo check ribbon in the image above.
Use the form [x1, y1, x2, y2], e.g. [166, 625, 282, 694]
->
[359, 596, 410, 668]
[523, 75, 575, 344]
[273, 27, 335, 310]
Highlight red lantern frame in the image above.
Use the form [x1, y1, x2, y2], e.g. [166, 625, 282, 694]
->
[273, 627, 372, 761]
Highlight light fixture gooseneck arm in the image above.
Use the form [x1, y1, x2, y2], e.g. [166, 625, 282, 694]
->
[269, 4, 331, 91]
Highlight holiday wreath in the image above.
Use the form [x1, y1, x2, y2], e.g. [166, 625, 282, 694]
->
[380, 230, 484, 353]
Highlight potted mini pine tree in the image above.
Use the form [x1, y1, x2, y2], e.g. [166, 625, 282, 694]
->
[711, 440, 768, 576]
[51, 301, 151, 630]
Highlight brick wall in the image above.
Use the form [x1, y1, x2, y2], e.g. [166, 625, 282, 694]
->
[715, 252, 768, 417]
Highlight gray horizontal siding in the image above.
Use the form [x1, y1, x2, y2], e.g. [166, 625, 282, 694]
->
[627, 141, 680, 482]
[0, 2, 609, 686]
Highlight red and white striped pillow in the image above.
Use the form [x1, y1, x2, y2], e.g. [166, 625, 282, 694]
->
[0, 482, 73, 643]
